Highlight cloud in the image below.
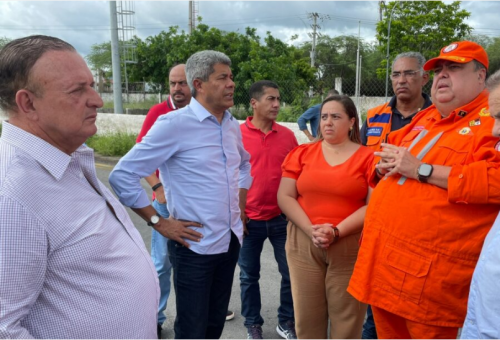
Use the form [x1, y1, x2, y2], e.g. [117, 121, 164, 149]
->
[0, 0, 498, 58]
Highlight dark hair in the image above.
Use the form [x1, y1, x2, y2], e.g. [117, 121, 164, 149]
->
[326, 89, 339, 97]
[316, 95, 361, 144]
[0, 35, 76, 112]
[249, 80, 279, 100]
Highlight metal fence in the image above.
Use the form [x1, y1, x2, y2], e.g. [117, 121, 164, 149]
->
[101, 76, 433, 123]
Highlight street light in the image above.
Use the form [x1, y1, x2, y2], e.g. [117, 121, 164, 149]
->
[384, 0, 400, 101]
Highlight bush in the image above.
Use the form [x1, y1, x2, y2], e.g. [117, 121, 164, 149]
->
[85, 132, 137, 157]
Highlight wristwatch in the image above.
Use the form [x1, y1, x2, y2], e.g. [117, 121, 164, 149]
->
[147, 213, 161, 227]
[417, 163, 433, 183]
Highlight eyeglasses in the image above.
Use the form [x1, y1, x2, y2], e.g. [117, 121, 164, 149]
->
[390, 70, 421, 80]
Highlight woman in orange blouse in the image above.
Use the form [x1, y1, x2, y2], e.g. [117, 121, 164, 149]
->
[277, 95, 374, 339]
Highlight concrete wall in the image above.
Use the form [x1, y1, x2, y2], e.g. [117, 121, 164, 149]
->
[98, 94, 388, 115]
[95, 112, 312, 145]
[1, 95, 390, 145]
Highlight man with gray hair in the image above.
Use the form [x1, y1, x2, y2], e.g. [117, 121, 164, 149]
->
[361, 52, 432, 153]
[0, 35, 158, 338]
[461, 68, 500, 339]
[109, 50, 252, 339]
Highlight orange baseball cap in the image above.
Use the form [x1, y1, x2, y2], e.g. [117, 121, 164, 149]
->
[423, 41, 489, 71]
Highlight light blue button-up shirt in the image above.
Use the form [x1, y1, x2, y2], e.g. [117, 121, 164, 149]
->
[461, 213, 500, 339]
[109, 97, 252, 254]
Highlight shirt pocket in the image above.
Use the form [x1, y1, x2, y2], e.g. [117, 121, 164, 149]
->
[374, 244, 432, 305]
[435, 135, 472, 166]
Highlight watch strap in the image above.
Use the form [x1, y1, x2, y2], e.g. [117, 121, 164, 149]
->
[152, 182, 163, 191]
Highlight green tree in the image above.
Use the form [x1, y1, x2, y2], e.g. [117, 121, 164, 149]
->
[85, 42, 112, 94]
[376, 1, 472, 77]
[486, 37, 500, 75]
[127, 24, 315, 116]
[299, 35, 385, 96]
[0, 36, 11, 50]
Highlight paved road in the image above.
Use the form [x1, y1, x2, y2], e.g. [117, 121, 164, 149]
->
[95, 157, 285, 339]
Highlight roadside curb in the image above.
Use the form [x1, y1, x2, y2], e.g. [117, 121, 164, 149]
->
[94, 153, 121, 167]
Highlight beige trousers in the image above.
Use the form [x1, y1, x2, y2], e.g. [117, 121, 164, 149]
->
[285, 222, 367, 339]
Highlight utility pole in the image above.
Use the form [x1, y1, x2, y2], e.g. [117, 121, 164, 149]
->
[309, 12, 318, 68]
[355, 21, 361, 99]
[307, 12, 331, 96]
[189, 1, 198, 34]
[109, 1, 123, 114]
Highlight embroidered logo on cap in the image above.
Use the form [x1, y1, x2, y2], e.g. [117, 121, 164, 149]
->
[443, 43, 458, 53]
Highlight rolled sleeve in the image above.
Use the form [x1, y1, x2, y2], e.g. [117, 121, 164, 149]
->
[109, 114, 180, 208]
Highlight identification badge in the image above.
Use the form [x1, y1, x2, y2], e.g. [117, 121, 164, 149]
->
[367, 127, 383, 137]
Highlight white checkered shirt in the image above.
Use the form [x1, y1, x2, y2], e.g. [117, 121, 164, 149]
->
[0, 122, 159, 339]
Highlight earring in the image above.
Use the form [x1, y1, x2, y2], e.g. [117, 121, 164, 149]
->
[350, 126, 353, 131]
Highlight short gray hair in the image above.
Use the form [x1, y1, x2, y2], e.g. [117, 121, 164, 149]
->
[185, 50, 231, 97]
[392, 51, 426, 72]
[486, 69, 500, 92]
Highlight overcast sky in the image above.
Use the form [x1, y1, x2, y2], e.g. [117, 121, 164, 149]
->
[1, 1, 500, 58]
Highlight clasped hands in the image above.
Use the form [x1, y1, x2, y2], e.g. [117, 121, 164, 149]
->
[311, 224, 335, 249]
[375, 143, 421, 179]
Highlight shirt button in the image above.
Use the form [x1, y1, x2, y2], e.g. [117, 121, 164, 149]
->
[79, 173, 84, 179]
[459, 174, 464, 179]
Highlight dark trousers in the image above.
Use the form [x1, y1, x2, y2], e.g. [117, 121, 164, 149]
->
[168, 231, 240, 339]
[238, 214, 294, 326]
[362, 305, 378, 339]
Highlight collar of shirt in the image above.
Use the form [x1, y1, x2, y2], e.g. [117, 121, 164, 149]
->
[426, 89, 488, 123]
[189, 97, 233, 123]
[167, 95, 177, 110]
[244, 116, 278, 133]
[0, 121, 92, 181]
[388, 93, 432, 119]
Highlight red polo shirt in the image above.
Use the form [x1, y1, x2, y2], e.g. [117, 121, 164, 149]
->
[240, 117, 298, 220]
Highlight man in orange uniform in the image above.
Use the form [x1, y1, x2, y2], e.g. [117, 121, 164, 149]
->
[348, 41, 500, 339]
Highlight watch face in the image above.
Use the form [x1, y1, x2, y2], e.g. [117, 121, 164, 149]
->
[151, 215, 160, 225]
[419, 164, 433, 177]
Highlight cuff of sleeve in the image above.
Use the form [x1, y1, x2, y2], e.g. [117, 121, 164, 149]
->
[131, 191, 153, 209]
[448, 161, 488, 204]
[239, 176, 253, 190]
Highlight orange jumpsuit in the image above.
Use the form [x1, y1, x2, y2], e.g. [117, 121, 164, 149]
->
[348, 90, 500, 337]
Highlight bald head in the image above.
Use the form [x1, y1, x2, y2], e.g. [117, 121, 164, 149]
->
[169, 64, 191, 108]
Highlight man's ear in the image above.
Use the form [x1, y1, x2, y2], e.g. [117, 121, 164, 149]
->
[421, 71, 430, 87]
[193, 79, 204, 94]
[15, 89, 39, 121]
[250, 98, 257, 110]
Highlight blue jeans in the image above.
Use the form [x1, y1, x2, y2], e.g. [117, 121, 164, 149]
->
[238, 214, 294, 326]
[362, 305, 378, 339]
[168, 231, 240, 339]
[151, 199, 172, 325]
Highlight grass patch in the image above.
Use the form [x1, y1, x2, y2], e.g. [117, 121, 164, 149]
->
[102, 100, 160, 110]
[86, 132, 137, 157]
